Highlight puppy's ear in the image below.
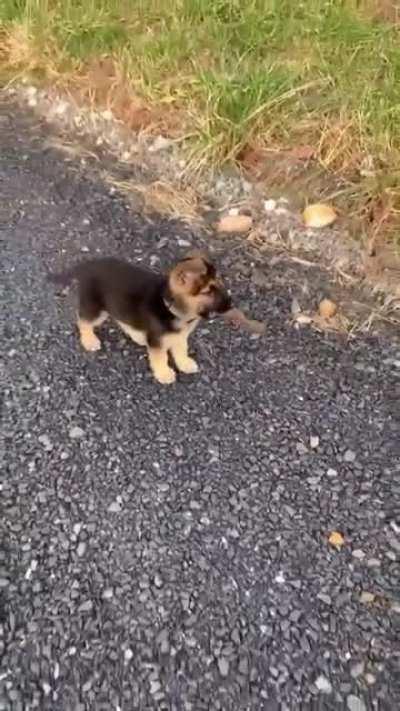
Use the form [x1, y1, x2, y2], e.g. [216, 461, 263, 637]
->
[170, 257, 206, 292]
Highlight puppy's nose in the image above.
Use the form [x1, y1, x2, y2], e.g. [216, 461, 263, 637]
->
[217, 291, 232, 313]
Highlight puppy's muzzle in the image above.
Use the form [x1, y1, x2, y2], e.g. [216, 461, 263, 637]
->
[212, 288, 232, 314]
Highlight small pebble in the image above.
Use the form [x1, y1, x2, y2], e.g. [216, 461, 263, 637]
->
[367, 558, 381, 567]
[218, 657, 229, 677]
[78, 600, 93, 613]
[296, 442, 308, 455]
[360, 592, 375, 604]
[347, 694, 366, 711]
[388, 535, 400, 552]
[42, 682, 51, 697]
[38, 434, 53, 451]
[317, 593, 331, 606]
[108, 500, 122, 513]
[315, 675, 332, 694]
[150, 680, 161, 694]
[350, 661, 365, 678]
[365, 673, 376, 685]
[154, 574, 163, 588]
[124, 648, 133, 662]
[76, 542, 86, 557]
[69, 426, 85, 440]
[352, 549, 365, 560]
[149, 135, 172, 152]
[264, 199, 277, 212]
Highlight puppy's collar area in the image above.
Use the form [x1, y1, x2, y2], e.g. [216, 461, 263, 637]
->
[163, 297, 197, 325]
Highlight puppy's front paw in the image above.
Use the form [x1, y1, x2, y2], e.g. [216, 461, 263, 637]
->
[176, 357, 199, 375]
[81, 334, 101, 352]
[153, 366, 176, 385]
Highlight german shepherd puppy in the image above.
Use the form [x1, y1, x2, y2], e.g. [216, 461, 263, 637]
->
[50, 253, 232, 384]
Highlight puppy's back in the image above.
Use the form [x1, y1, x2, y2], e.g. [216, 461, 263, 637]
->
[49, 258, 163, 293]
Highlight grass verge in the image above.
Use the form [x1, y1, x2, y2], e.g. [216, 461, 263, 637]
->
[1, 1, 400, 242]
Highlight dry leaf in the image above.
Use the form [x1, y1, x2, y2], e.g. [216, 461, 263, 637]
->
[216, 214, 253, 234]
[318, 298, 338, 319]
[303, 203, 337, 228]
[328, 531, 345, 549]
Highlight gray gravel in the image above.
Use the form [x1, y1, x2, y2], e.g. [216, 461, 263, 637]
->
[1, 97, 400, 710]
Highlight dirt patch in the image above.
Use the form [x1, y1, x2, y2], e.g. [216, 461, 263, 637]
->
[69, 57, 184, 136]
[366, 0, 400, 24]
[237, 143, 344, 209]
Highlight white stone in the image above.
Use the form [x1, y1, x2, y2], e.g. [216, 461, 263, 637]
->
[150, 135, 172, 152]
[218, 657, 229, 677]
[69, 426, 84, 439]
[315, 675, 332, 694]
[54, 100, 69, 116]
[124, 648, 133, 662]
[77, 542, 86, 557]
[264, 199, 277, 212]
[347, 694, 366, 711]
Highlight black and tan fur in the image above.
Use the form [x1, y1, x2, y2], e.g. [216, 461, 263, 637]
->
[49, 253, 231, 384]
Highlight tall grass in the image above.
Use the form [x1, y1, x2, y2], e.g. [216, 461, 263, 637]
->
[2, 1, 400, 228]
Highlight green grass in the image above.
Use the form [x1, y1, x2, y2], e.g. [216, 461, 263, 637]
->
[2, 0, 400, 225]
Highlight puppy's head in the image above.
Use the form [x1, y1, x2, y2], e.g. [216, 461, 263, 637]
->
[168, 252, 231, 318]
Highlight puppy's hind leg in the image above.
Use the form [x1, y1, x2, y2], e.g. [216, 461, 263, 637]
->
[77, 288, 108, 352]
[78, 312, 108, 352]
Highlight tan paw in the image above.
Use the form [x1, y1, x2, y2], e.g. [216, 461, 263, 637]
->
[176, 357, 199, 375]
[153, 366, 176, 385]
[81, 334, 101, 352]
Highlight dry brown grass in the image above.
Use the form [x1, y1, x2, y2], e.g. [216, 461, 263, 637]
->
[363, 0, 400, 24]
[2, 24, 62, 79]
[103, 175, 201, 222]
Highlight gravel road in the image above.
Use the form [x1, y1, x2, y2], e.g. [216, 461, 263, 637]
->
[1, 98, 400, 711]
